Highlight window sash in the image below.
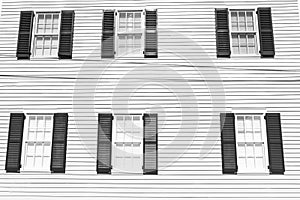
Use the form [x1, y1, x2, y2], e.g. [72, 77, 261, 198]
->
[235, 114, 269, 173]
[21, 115, 53, 172]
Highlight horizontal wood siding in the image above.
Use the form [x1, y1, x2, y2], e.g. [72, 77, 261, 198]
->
[0, 0, 300, 199]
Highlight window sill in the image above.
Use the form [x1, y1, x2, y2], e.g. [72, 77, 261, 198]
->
[20, 170, 52, 174]
[230, 54, 261, 59]
[29, 57, 60, 61]
[237, 171, 270, 175]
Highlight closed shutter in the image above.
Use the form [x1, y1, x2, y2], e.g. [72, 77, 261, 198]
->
[257, 7, 275, 58]
[97, 113, 113, 174]
[58, 10, 75, 59]
[16, 11, 34, 60]
[265, 113, 285, 174]
[101, 11, 115, 58]
[5, 113, 25, 172]
[220, 113, 238, 174]
[143, 113, 158, 175]
[215, 8, 231, 58]
[50, 113, 68, 173]
[144, 10, 158, 58]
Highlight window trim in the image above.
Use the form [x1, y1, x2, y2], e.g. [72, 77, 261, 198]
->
[115, 10, 145, 58]
[30, 11, 61, 59]
[234, 113, 270, 174]
[20, 113, 54, 173]
[228, 8, 261, 57]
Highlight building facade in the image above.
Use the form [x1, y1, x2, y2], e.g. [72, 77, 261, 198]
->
[0, 0, 300, 199]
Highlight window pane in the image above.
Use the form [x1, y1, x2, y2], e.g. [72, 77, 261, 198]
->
[232, 34, 239, 54]
[127, 13, 134, 31]
[231, 12, 238, 31]
[246, 12, 254, 31]
[238, 12, 246, 31]
[119, 12, 126, 31]
[45, 14, 52, 33]
[254, 116, 262, 141]
[37, 14, 45, 33]
[245, 116, 253, 141]
[36, 131, 44, 141]
[239, 34, 247, 54]
[127, 35, 134, 54]
[52, 14, 59, 33]
[134, 13, 141, 30]
[118, 35, 126, 55]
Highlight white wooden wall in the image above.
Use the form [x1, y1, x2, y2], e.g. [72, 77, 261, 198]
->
[0, 0, 300, 199]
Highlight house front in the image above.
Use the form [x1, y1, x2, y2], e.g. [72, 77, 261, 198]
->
[0, 0, 300, 199]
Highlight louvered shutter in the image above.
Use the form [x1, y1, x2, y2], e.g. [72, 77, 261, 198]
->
[58, 10, 75, 59]
[97, 113, 113, 174]
[215, 8, 231, 58]
[144, 10, 158, 58]
[143, 113, 158, 175]
[265, 113, 285, 174]
[220, 113, 238, 174]
[257, 7, 275, 58]
[50, 113, 68, 173]
[5, 113, 25, 172]
[16, 11, 34, 59]
[101, 11, 115, 58]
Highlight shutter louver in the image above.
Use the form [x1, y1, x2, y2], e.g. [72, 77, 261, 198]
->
[257, 7, 275, 58]
[50, 113, 68, 173]
[5, 113, 25, 173]
[16, 11, 34, 59]
[97, 113, 113, 174]
[143, 113, 158, 175]
[58, 10, 75, 59]
[101, 11, 115, 58]
[145, 10, 158, 58]
[220, 113, 238, 174]
[265, 113, 285, 174]
[215, 8, 231, 58]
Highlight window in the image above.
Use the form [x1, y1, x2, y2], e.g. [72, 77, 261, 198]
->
[21, 115, 53, 171]
[235, 114, 269, 173]
[229, 10, 259, 55]
[32, 12, 60, 57]
[116, 11, 144, 57]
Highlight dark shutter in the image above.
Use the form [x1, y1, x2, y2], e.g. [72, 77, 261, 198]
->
[257, 7, 275, 58]
[5, 113, 25, 173]
[215, 8, 231, 58]
[143, 113, 158, 175]
[16, 11, 34, 59]
[265, 113, 285, 174]
[144, 10, 158, 58]
[101, 11, 115, 58]
[50, 113, 68, 173]
[220, 113, 237, 174]
[97, 113, 113, 174]
[58, 10, 75, 59]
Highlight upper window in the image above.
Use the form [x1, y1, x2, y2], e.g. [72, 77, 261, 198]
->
[21, 115, 53, 171]
[235, 114, 269, 173]
[229, 10, 259, 55]
[32, 13, 60, 58]
[116, 11, 144, 57]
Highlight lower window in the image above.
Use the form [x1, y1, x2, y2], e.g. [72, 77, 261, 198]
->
[21, 115, 53, 171]
[235, 114, 269, 173]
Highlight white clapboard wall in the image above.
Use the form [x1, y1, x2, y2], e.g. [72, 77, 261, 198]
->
[0, 0, 300, 199]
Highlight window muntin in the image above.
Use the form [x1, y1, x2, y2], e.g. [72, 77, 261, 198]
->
[21, 115, 53, 171]
[230, 10, 259, 55]
[235, 114, 269, 173]
[32, 13, 60, 57]
[116, 11, 144, 57]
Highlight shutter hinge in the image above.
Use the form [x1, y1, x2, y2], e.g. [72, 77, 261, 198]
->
[112, 116, 114, 120]
[256, 10, 259, 15]
[142, 51, 145, 55]
[142, 165, 144, 169]
[267, 165, 270, 169]
[264, 115, 267, 120]
[115, 12, 117, 16]
[114, 51, 116, 55]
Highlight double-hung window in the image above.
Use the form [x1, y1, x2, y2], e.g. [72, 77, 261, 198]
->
[229, 10, 259, 55]
[21, 115, 53, 171]
[32, 13, 60, 58]
[235, 114, 269, 173]
[116, 11, 144, 57]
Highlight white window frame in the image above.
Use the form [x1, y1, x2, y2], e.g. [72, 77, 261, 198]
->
[115, 10, 145, 58]
[111, 114, 144, 174]
[20, 114, 54, 172]
[31, 11, 61, 59]
[235, 113, 269, 174]
[229, 9, 261, 57]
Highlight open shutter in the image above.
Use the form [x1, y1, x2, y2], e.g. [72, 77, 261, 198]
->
[257, 7, 275, 58]
[143, 113, 158, 175]
[265, 113, 285, 174]
[101, 11, 115, 58]
[58, 10, 75, 59]
[50, 113, 68, 173]
[16, 11, 34, 59]
[97, 113, 113, 174]
[5, 113, 25, 172]
[144, 10, 158, 58]
[215, 8, 231, 58]
[220, 113, 237, 174]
